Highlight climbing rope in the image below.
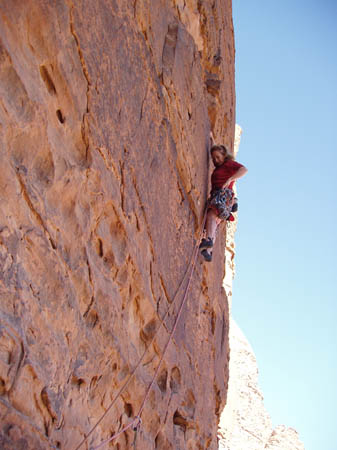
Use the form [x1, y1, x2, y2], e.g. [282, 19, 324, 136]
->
[74, 209, 208, 450]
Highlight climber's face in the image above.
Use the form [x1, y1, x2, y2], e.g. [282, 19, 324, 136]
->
[211, 150, 225, 167]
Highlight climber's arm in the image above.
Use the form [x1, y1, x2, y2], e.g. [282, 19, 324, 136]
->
[222, 165, 248, 188]
[210, 131, 215, 148]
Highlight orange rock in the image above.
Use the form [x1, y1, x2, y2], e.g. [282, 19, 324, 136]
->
[0, 1, 235, 448]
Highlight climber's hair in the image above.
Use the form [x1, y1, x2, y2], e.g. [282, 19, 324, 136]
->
[210, 145, 235, 161]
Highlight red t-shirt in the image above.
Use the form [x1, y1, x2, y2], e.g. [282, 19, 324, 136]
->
[211, 159, 243, 190]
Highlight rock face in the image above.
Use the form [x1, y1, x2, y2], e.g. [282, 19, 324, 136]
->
[0, 1, 235, 449]
[265, 425, 305, 450]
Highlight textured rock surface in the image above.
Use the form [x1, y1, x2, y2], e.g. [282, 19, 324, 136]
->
[265, 425, 305, 450]
[0, 1, 235, 449]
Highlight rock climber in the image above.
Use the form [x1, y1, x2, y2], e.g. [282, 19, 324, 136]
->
[199, 134, 248, 262]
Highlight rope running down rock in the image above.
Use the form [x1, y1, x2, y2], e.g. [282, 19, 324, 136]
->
[74, 209, 208, 450]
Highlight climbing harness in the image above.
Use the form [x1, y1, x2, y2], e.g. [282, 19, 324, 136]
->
[74, 210, 208, 450]
[209, 187, 234, 220]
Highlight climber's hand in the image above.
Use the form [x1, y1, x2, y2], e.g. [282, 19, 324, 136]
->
[210, 131, 215, 146]
[222, 179, 232, 189]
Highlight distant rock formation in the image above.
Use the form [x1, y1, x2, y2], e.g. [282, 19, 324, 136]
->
[266, 425, 305, 450]
[0, 1, 235, 449]
[218, 319, 305, 449]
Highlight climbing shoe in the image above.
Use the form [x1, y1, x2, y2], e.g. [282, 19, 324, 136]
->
[199, 237, 213, 249]
[201, 249, 212, 262]
[232, 197, 238, 213]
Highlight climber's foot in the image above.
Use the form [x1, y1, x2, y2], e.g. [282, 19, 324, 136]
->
[199, 237, 213, 249]
[201, 249, 212, 262]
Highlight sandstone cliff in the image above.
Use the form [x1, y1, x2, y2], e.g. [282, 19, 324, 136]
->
[0, 1, 235, 449]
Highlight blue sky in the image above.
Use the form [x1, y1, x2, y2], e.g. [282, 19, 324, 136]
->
[232, 1, 337, 449]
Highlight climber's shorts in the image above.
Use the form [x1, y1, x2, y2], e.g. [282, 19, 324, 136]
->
[208, 188, 234, 220]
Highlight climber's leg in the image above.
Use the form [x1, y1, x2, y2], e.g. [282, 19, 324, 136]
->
[200, 208, 222, 262]
[205, 208, 219, 243]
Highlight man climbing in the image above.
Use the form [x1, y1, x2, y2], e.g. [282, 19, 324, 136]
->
[199, 134, 248, 262]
